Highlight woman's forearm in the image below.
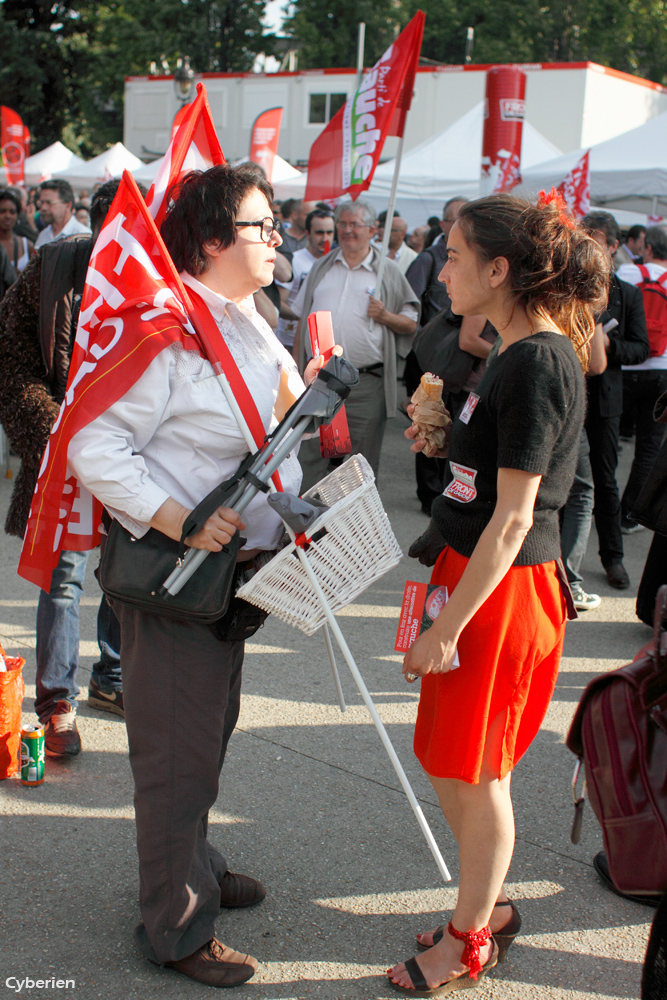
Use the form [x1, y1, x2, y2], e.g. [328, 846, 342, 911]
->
[431, 508, 532, 643]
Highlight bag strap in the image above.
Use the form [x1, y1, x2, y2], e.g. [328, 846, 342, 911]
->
[184, 285, 282, 491]
[637, 264, 651, 283]
[657, 269, 667, 288]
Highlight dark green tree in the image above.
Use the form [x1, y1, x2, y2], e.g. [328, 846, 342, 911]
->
[282, 0, 402, 69]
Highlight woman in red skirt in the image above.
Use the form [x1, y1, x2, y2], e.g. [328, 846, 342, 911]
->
[388, 194, 610, 996]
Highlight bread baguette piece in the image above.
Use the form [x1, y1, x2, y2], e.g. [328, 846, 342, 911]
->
[410, 372, 451, 457]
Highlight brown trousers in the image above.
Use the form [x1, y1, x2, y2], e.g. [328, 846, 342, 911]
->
[113, 600, 243, 964]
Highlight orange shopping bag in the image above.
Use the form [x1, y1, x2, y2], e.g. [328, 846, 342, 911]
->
[0, 643, 25, 779]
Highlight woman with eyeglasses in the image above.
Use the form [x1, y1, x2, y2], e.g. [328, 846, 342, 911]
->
[0, 189, 34, 276]
[68, 165, 325, 989]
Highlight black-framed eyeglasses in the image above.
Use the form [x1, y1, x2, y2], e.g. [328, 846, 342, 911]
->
[234, 217, 279, 243]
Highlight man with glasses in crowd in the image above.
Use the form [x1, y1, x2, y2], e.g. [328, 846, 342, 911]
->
[35, 179, 91, 249]
[406, 196, 468, 324]
[275, 208, 335, 353]
[293, 199, 419, 489]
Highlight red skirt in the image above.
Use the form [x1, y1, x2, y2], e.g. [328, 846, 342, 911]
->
[413, 547, 567, 784]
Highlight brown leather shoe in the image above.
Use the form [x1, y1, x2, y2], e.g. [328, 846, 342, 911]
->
[218, 870, 266, 909]
[165, 938, 258, 987]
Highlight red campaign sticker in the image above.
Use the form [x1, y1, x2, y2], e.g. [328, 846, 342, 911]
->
[443, 461, 478, 503]
[458, 391, 480, 425]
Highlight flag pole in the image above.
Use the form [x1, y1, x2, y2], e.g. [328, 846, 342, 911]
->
[370, 132, 406, 329]
[356, 22, 366, 87]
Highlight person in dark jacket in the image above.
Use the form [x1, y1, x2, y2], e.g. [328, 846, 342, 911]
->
[0, 180, 126, 757]
[581, 212, 650, 589]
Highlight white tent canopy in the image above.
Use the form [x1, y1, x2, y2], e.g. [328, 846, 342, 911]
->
[52, 142, 143, 191]
[0, 141, 87, 188]
[273, 102, 561, 228]
[515, 110, 667, 215]
[364, 103, 561, 227]
[132, 152, 302, 188]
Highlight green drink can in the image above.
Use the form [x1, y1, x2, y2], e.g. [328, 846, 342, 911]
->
[20, 725, 45, 785]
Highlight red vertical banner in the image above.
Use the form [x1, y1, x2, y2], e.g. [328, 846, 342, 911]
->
[1, 106, 27, 185]
[249, 107, 283, 182]
[23, 125, 31, 160]
[480, 67, 526, 195]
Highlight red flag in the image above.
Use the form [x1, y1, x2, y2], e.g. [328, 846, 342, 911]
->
[18, 174, 204, 589]
[1, 106, 27, 185]
[145, 82, 225, 228]
[20, 167, 282, 590]
[249, 107, 283, 182]
[556, 150, 590, 221]
[23, 125, 30, 160]
[305, 11, 425, 202]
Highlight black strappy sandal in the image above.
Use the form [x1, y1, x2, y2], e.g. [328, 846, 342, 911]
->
[492, 901, 522, 963]
[389, 924, 498, 995]
[417, 901, 522, 963]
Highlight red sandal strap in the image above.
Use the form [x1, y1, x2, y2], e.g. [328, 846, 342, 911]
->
[447, 922, 492, 980]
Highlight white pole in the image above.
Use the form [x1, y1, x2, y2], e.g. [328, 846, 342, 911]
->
[294, 544, 451, 884]
[217, 371, 449, 880]
[369, 133, 406, 331]
[356, 23, 366, 87]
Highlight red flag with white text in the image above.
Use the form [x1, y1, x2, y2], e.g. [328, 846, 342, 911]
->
[556, 151, 590, 220]
[305, 11, 424, 202]
[18, 174, 204, 590]
[249, 107, 283, 182]
[1, 106, 27, 185]
[146, 82, 225, 228]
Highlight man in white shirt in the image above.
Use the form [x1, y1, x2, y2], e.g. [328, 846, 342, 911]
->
[374, 211, 418, 275]
[276, 208, 334, 351]
[616, 225, 667, 531]
[34, 180, 91, 249]
[293, 198, 419, 486]
[615, 224, 646, 269]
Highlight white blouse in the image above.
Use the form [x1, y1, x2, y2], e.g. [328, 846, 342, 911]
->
[68, 275, 305, 551]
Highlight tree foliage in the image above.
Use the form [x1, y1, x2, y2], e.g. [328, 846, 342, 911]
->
[0, 0, 273, 157]
[2, 0, 667, 158]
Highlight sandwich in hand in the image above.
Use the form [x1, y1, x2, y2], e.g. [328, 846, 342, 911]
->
[410, 373, 451, 457]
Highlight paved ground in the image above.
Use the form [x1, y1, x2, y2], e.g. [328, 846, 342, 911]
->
[0, 417, 657, 1000]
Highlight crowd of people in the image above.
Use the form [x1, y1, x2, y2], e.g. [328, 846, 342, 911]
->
[0, 171, 665, 991]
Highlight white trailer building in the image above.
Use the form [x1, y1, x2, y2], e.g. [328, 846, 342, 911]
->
[124, 60, 667, 166]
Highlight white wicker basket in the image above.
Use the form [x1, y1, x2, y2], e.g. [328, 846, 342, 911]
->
[237, 454, 402, 635]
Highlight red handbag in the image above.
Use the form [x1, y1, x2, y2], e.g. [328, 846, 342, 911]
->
[566, 585, 667, 896]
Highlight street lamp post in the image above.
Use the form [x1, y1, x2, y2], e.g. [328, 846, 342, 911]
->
[173, 57, 195, 107]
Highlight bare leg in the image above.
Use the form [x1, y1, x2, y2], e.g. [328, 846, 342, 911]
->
[388, 712, 515, 990]
[416, 711, 512, 947]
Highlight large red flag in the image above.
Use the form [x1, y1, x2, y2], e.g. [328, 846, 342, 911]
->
[305, 11, 424, 202]
[556, 150, 590, 220]
[1, 106, 27, 185]
[249, 107, 283, 182]
[146, 82, 225, 228]
[18, 175, 204, 590]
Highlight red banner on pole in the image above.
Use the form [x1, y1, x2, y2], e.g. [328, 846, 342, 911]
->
[249, 107, 283, 182]
[556, 151, 591, 220]
[1, 106, 27, 185]
[480, 67, 526, 195]
[305, 11, 425, 202]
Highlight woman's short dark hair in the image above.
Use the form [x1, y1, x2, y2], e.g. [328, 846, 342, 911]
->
[160, 165, 274, 275]
[0, 189, 21, 214]
[457, 195, 610, 371]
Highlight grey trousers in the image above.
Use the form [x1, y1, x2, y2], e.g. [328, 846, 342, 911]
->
[299, 369, 387, 493]
[113, 600, 244, 965]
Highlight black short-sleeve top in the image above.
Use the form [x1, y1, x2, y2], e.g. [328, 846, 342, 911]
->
[431, 331, 586, 566]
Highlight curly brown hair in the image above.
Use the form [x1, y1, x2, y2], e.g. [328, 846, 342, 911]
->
[457, 195, 610, 372]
